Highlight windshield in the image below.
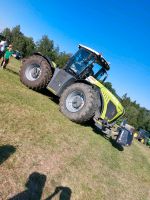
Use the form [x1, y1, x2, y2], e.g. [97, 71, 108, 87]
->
[65, 48, 95, 75]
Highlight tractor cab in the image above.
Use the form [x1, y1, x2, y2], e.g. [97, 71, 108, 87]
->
[65, 44, 110, 82]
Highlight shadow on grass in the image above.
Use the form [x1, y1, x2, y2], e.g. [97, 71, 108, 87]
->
[40, 89, 59, 104]
[109, 137, 124, 151]
[92, 125, 124, 151]
[9, 172, 46, 200]
[45, 186, 72, 200]
[6, 68, 19, 76]
[9, 171, 72, 200]
[0, 145, 16, 165]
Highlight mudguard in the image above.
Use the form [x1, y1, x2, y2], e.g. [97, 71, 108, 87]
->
[86, 76, 125, 123]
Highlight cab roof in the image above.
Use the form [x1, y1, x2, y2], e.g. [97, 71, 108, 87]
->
[79, 44, 110, 71]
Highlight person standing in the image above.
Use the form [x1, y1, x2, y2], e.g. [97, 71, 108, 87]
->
[0, 38, 7, 59]
[1, 44, 15, 69]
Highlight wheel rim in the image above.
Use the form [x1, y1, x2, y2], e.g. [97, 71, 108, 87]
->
[25, 64, 41, 81]
[66, 90, 85, 113]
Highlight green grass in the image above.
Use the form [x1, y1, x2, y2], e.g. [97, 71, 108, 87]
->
[0, 58, 150, 200]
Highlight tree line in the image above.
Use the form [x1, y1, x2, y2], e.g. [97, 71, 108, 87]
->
[2, 25, 71, 67]
[2, 25, 150, 132]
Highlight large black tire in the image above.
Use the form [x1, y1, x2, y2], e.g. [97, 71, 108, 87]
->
[59, 83, 98, 123]
[20, 55, 52, 90]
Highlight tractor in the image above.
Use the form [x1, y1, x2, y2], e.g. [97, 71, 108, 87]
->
[135, 129, 150, 146]
[20, 44, 129, 146]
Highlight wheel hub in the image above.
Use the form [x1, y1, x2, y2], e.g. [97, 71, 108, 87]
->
[72, 96, 84, 108]
[25, 64, 41, 81]
[31, 67, 40, 79]
[66, 90, 85, 113]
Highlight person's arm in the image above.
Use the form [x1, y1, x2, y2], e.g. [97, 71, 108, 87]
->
[12, 53, 16, 58]
[11, 50, 16, 58]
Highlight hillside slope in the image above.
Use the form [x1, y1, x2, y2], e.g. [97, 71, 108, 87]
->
[0, 58, 150, 200]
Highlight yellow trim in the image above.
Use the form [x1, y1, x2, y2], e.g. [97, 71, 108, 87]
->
[134, 132, 138, 138]
[52, 61, 57, 68]
[86, 76, 124, 123]
[141, 139, 145, 144]
[47, 87, 56, 95]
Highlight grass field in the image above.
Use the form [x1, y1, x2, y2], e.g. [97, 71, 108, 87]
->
[0, 58, 150, 200]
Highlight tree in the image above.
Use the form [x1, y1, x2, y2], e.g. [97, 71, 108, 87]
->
[121, 93, 131, 107]
[11, 25, 26, 55]
[36, 35, 57, 61]
[24, 37, 35, 56]
[2, 27, 12, 43]
[56, 52, 71, 67]
[126, 106, 139, 128]
[2, 25, 35, 57]
[121, 93, 150, 131]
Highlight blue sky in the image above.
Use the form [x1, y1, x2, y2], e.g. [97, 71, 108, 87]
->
[0, 0, 150, 109]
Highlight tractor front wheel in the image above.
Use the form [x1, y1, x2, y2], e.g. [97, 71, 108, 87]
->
[59, 83, 98, 123]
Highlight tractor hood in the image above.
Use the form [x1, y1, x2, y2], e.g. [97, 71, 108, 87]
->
[86, 76, 125, 123]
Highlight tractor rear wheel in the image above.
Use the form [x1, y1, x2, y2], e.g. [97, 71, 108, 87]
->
[59, 83, 98, 123]
[20, 55, 52, 90]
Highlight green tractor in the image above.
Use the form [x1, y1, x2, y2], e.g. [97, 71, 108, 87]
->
[20, 44, 128, 145]
[136, 129, 150, 147]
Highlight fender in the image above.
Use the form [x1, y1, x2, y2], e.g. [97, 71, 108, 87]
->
[33, 52, 56, 69]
